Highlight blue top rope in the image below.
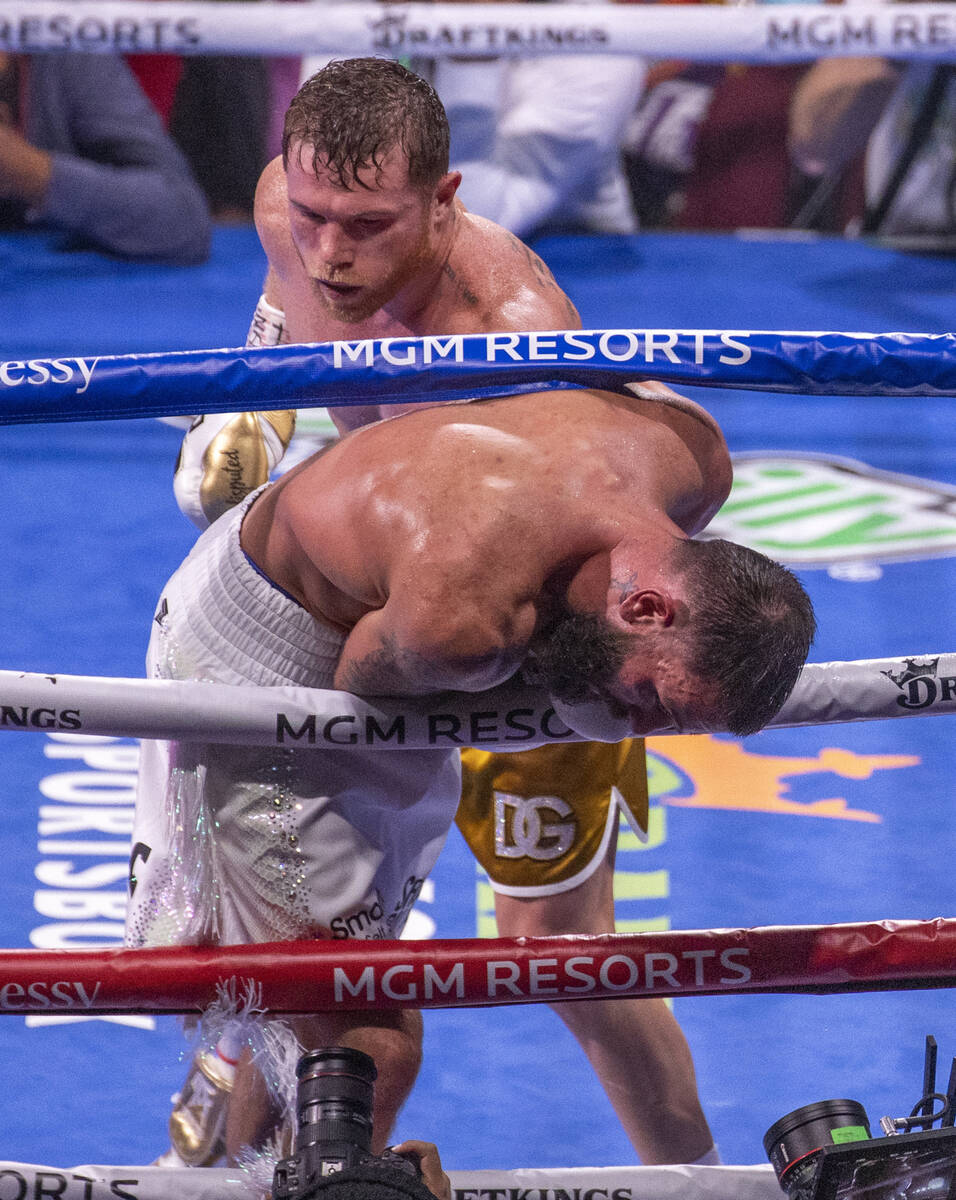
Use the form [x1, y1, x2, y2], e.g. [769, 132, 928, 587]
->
[1, 329, 954, 426]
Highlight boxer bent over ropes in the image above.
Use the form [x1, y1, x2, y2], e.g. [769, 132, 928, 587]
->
[139, 381, 815, 1160]
[153, 58, 810, 1167]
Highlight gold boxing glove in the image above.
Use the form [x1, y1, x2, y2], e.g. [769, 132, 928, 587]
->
[173, 409, 296, 528]
[172, 294, 295, 529]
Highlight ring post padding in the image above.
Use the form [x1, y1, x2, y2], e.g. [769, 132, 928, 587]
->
[0, 654, 952, 748]
[1, 3, 956, 63]
[1, 919, 955, 1015]
[2, 331, 956, 426]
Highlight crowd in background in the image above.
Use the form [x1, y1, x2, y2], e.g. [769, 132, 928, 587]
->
[1, 0, 953, 261]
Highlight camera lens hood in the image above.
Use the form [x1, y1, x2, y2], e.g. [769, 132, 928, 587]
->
[765, 1100, 871, 1196]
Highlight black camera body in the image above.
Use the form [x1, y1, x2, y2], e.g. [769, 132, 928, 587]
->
[273, 1048, 421, 1200]
[766, 1111, 956, 1200]
[765, 1037, 956, 1200]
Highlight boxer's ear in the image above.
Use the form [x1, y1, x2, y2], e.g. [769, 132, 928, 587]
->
[433, 171, 461, 208]
[619, 588, 675, 628]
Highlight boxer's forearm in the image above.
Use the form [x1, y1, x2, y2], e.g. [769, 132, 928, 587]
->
[335, 608, 520, 699]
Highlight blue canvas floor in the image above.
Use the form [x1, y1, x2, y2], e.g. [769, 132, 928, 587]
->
[0, 226, 953, 1169]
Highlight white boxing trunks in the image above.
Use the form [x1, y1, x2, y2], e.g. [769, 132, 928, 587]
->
[126, 486, 461, 948]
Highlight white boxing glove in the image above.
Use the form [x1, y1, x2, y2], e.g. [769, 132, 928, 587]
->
[172, 294, 296, 530]
[549, 695, 633, 743]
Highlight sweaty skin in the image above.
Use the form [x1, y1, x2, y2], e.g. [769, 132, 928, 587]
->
[255, 149, 582, 432]
[241, 387, 731, 725]
[220, 125, 721, 1169]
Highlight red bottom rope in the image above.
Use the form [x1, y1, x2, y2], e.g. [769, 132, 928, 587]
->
[1, 919, 954, 1016]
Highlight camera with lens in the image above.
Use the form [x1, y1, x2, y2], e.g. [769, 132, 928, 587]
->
[765, 1036, 956, 1200]
[273, 1047, 425, 1200]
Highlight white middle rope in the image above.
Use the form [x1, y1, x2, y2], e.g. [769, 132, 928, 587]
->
[0, 653, 952, 748]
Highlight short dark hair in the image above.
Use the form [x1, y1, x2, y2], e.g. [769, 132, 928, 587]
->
[674, 537, 816, 737]
[282, 58, 450, 189]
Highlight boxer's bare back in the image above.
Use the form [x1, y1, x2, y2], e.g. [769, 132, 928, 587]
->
[241, 387, 731, 701]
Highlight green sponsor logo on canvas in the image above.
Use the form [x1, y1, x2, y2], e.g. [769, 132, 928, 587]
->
[708, 454, 956, 567]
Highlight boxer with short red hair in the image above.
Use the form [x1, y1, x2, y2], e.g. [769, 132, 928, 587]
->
[152, 56, 813, 1171]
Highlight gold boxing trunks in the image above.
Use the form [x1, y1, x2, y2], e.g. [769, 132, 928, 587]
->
[456, 739, 648, 896]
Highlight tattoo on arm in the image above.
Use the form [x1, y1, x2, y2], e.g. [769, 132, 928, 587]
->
[560, 292, 580, 325]
[338, 631, 442, 697]
[506, 233, 579, 324]
[338, 629, 400, 694]
[506, 232, 557, 287]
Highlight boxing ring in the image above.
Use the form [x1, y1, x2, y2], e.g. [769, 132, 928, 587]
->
[1, 225, 954, 1181]
[1, 6, 956, 1164]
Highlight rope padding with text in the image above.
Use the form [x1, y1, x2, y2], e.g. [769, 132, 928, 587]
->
[1, 331, 955, 427]
[1, 2, 955, 63]
[0, 654, 952, 748]
[2, 920, 955, 1014]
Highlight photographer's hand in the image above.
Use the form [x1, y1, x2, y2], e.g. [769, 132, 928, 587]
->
[390, 1141, 452, 1200]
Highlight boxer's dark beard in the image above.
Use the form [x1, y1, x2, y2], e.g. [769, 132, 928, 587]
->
[525, 607, 629, 704]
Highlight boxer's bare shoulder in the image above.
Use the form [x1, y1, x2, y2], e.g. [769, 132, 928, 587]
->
[443, 210, 582, 332]
[610, 383, 733, 532]
[254, 157, 293, 278]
